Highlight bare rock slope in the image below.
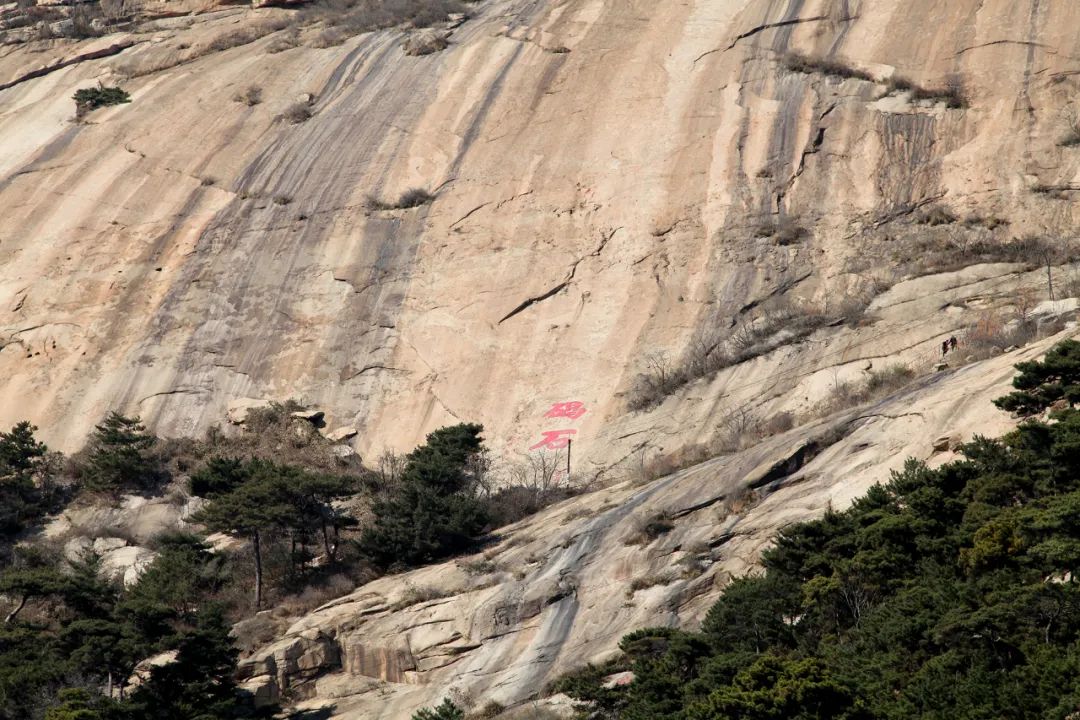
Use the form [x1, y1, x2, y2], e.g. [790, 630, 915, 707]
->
[1, 0, 1078, 472]
[3, 0, 1080, 715]
[244, 328, 1077, 718]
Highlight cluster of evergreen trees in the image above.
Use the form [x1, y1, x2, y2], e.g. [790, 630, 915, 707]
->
[555, 339, 1080, 719]
[0, 410, 499, 718]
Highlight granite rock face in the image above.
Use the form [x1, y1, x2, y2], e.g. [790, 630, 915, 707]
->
[3, 0, 1080, 716]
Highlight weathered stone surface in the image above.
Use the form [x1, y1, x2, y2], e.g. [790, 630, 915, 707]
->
[323, 426, 358, 442]
[401, 29, 449, 56]
[227, 399, 270, 425]
[291, 409, 325, 423]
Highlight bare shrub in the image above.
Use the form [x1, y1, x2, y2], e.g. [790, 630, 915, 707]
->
[719, 486, 760, 518]
[917, 205, 957, 226]
[813, 364, 918, 416]
[283, 103, 313, 124]
[628, 351, 690, 411]
[392, 583, 453, 610]
[961, 311, 1038, 360]
[206, 24, 276, 53]
[890, 233, 1064, 277]
[628, 294, 855, 411]
[298, 0, 467, 45]
[233, 85, 262, 106]
[886, 73, 967, 108]
[626, 570, 677, 595]
[458, 558, 501, 576]
[753, 216, 809, 245]
[266, 29, 301, 53]
[310, 27, 346, 48]
[783, 53, 873, 82]
[487, 450, 578, 528]
[364, 187, 436, 212]
[623, 510, 675, 546]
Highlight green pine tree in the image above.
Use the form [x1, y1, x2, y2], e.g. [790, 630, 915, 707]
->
[994, 339, 1080, 416]
[412, 698, 465, 720]
[83, 413, 157, 493]
[360, 424, 489, 569]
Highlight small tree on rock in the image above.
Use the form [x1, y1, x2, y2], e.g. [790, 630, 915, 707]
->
[83, 413, 157, 494]
[994, 339, 1080, 416]
[412, 698, 465, 720]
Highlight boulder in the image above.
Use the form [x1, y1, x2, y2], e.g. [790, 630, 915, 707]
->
[323, 426, 358, 442]
[129, 650, 178, 687]
[227, 398, 270, 424]
[93, 536, 128, 553]
[931, 435, 954, 452]
[101, 546, 157, 587]
[330, 444, 356, 459]
[402, 29, 450, 56]
[291, 409, 325, 423]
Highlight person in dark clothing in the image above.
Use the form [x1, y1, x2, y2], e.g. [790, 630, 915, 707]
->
[942, 340, 949, 357]
[949, 336, 958, 351]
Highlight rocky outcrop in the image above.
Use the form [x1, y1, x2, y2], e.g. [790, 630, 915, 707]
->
[4, 0, 1080, 715]
[0, 0, 1077, 481]
[248, 326, 1078, 718]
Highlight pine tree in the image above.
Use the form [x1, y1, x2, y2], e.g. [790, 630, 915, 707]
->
[192, 462, 301, 608]
[360, 424, 489, 568]
[0, 422, 49, 537]
[83, 413, 157, 493]
[412, 699, 465, 720]
[128, 606, 240, 720]
[994, 339, 1080, 416]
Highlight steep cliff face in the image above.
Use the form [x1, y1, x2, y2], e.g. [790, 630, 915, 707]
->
[2, 0, 1078, 472]
[4, 0, 1080, 715]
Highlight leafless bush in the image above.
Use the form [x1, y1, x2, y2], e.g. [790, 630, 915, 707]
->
[891, 233, 1063, 277]
[486, 450, 578, 527]
[754, 216, 809, 245]
[885, 73, 967, 108]
[718, 486, 760, 518]
[623, 510, 675, 546]
[298, 0, 467, 45]
[206, 24, 276, 53]
[392, 583, 453, 610]
[628, 295, 852, 411]
[310, 27, 347, 48]
[783, 53, 873, 82]
[233, 85, 262, 106]
[916, 205, 957, 226]
[458, 558, 502, 576]
[364, 187, 436, 212]
[813, 364, 917, 416]
[626, 570, 677, 595]
[266, 28, 301, 53]
[283, 103, 313, 124]
[960, 311, 1038, 361]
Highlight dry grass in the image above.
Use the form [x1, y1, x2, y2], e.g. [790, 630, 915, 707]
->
[783, 53, 873, 82]
[623, 511, 675, 546]
[626, 570, 677, 595]
[365, 187, 436, 211]
[391, 583, 454, 610]
[628, 293, 870, 411]
[283, 103, 313, 124]
[232, 85, 263, 107]
[885, 74, 967, 108]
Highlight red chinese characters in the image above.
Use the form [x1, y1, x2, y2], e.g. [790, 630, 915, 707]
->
[529, 429, 577, 451]
[544, 401, 587, 420]
[530, 400, 587, 451]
